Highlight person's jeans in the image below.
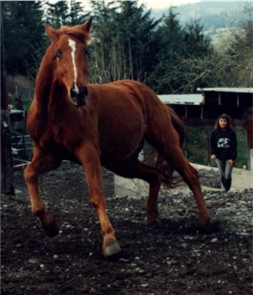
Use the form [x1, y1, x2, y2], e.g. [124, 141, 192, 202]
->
[216, 159, 233, 191]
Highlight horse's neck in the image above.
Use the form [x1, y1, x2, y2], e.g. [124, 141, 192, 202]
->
[48, 82, 70, 121]
[34, 53, 54, 119]
[34, 56, 69, 122]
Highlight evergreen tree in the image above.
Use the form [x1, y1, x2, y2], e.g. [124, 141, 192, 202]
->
[2, 1, 44, 77]
[199, 4, 253, 88]
[146, 8, 184, 93]
[44, 0, 69, 28]
[224, 14, 253, 86]
[183, 19, 212, 57]
[146, 8, 213, 93]
[115, 0, 160, 81]
[88, 0, 117, 82]
[69, 1, 89, 25]
[89, 0, 159, 82]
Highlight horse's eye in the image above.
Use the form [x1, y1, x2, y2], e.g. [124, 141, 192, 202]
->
[55, 49, 62, 59]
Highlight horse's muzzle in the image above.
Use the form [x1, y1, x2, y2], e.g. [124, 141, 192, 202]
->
[70, 86, 88, 107]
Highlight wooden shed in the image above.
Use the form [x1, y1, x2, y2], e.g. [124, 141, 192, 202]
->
[158, 88, 253, 170]
[197, 87, 253, 119]
[158, 94, 204, 119]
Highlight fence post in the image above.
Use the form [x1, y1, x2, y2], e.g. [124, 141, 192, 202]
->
[1, 111, 15, 195]
[1, 18, 15, 195]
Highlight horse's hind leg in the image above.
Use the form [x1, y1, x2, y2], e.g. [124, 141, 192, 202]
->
[24, 147, 61, 237]
[148, 129, 211, 225]
[167, 150, 210, 224]
[109, 157, 163, 224]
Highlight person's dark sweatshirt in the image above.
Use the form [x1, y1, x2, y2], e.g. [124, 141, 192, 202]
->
[210, 128, 237, 160]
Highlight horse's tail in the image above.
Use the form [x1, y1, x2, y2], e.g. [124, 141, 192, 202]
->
[143, 105, 185, 185]
[168, 107, 185, 147]
[156, 106, 185, 185]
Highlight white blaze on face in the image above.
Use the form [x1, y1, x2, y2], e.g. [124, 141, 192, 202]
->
[68, 39, 79, 94]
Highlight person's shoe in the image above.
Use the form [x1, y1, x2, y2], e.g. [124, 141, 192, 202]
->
[224, 178, 232, 191]
[221, 177, 226, 191]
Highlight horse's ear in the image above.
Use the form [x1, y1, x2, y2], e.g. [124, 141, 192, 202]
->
[79, 17, 93, 33]
[45, 24, 59, 42]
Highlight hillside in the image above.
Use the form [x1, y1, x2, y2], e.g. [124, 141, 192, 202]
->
[151, 1, 250, 46]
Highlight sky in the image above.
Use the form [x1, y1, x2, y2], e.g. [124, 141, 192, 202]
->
[143, 0, 199, 9]
[86, 0, 252, 11]
[60, 0, 252, 13]
[142, 0, 250, 9]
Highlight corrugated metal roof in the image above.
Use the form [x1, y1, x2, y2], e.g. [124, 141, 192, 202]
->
[197, 87, 253, 94]
[158, 94, 203, 105]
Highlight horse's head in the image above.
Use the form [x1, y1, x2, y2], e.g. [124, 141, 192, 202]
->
[45, 18, 92, 107]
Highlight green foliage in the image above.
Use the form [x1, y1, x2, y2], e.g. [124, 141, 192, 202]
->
[185, 126, 248, 168]
[2, 1, 44, 77]
[44, 0, 90, 27]
[68, 1, 89, 25]
[2, 0, 252, 96]
[1, 0, 250, 169]
[44, 0, 69, 28]
[185, 126, 211, 166]
[89, 0, 160, 82]
[145, 8, 213, 93]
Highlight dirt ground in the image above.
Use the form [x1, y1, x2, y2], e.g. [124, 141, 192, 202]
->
[1, 161, 252, 295]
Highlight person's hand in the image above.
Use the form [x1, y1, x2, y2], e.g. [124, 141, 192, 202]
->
[210, 154, 216, 160]
[229, 160, 235, 167]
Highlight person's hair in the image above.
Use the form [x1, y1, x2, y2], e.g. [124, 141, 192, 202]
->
[214, 113, 233, 129]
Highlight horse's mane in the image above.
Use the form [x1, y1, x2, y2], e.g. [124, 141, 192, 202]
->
[58, 26, 90, 44]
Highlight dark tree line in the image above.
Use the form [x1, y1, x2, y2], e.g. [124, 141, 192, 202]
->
[2, 0, 252, 97]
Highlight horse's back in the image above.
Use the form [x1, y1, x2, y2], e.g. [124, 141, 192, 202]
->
[88, 80, 167, 121]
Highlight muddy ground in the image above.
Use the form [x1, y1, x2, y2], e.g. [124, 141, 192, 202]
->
[1, 161, 252, 294]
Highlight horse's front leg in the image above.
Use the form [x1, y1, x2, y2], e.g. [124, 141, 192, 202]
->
[77, 143, 121, 257]
[24, 147, 61, 237]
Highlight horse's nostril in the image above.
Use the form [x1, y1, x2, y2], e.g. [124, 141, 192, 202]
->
[80, 87, 88, 96]
[70, 87, 79, 97]
[69, 86, 88, 107]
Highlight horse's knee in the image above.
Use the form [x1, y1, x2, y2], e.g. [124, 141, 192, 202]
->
[189, 164, 198, 176]
[24, 164, 38, 184]
[145, 170, 162, 224]
[149, 173, 162, 188]
[89, 189, 106, 210]
[187, 165, 201, 185]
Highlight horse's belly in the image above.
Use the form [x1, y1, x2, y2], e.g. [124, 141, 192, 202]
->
[99, 117, 144, 162]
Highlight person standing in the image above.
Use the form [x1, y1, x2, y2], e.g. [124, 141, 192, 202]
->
[210, 114, 237, 191]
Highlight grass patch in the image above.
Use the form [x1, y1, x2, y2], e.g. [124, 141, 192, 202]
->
[185, 126, 248, 169]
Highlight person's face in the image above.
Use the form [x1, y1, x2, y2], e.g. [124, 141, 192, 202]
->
[219, 118, 228, 129]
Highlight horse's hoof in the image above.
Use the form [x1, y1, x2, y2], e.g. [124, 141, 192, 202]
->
[103, 239, 121, 257]
[41, 218, 59, 238]
[147, 215, 160, 225]
[198, 215, 211, 227]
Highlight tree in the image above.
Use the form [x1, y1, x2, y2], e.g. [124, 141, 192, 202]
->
[183, 19, 212, 57]
[146, 8, 213, 93]
[145, 8, 185, 93]
[89, 0, 160, 82]
[198, 4, 253, 88]
[1, 7, 15, 195]
[224, 16, 253, 87]
[44, 0, 69, 28]
[2, 1, 44, 77]
[68, 1, 90, 25]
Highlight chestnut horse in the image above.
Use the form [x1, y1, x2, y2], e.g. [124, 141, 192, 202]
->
[24, 18, 210, 257]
